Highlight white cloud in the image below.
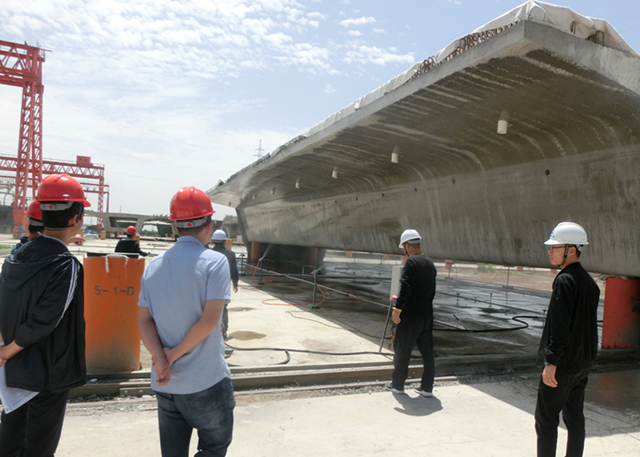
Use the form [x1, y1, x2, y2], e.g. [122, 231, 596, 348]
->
[0, 0, 422, 214]
[340, 16, 376, 27]
[343, 45, 414, 66]
[373, 28, 385, 34]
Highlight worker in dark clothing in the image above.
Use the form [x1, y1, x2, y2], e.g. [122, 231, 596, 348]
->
[11, 201, 45, 253]
[115, 225, 149, 256]
[211, 229, 238, 339]
[13, 201, 85, 254]
[385, 229, 437, 397]
[0, 173, 89, 456]
[536, 222, 600, 457]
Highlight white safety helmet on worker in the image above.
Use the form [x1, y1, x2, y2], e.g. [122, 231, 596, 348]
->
[212, 229, 227, 242]
[399, 229, 421, 248]
[544, 222, 588, 249]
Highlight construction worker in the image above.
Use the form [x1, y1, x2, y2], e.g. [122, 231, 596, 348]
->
[536, 222, 599, 457]
[0, 173, 89, 456]
[115, 225, 149, 256]
[137, 186, 234, 456]
[211, 229, 238, 339]
[386, 229, 437, 397]
[11, 201, 85, 254]
[11, 201, 45, 253]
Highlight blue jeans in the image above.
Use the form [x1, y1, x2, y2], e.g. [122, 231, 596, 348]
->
[156, 377, 235, 457]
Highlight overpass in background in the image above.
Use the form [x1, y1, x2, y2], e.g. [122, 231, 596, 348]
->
[85, 210, 226, 237]
[208, 5, 640, 277]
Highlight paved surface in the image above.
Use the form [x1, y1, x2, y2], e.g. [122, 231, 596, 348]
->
[2, 234, 638, 456]
[58, 369, 640, 456]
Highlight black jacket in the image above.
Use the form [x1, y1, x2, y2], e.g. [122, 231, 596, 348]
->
[395, 254, 437, 319]
[538, 262, 600, 371]
[115, 237, 148, 256]
[11, 236, 29, 254]
[0, 236, 86, 392]
[212, 243, 239, 288]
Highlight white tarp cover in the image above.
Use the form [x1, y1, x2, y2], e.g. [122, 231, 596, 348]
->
[299, 0, 637, 141]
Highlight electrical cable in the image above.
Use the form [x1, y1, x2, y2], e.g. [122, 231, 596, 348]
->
[226, 347, 292, 366]
[225, 343, 394, 359]
[433, 315, 542, 333]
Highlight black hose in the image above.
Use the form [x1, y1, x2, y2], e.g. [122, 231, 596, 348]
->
[225, 343, 394, 359]
[434, 315, 542, 333]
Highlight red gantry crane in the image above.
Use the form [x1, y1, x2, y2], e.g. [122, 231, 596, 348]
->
[0, 40, 109, 234]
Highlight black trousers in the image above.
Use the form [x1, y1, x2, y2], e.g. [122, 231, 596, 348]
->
[391, 316, 435, 391]
[0, 390, 69, 457]
[535, 369, 590, 457]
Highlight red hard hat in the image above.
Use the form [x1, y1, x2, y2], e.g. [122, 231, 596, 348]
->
[169, 187, 214, 223]
[37, 173, 90, 207]
[27, 200, 43, 221]
[126, 225, 136, 234]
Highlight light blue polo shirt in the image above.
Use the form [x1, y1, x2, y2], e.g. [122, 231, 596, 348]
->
[138, 236, 231, 394]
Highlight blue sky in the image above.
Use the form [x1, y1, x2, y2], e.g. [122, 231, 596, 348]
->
[1, 0, 638, 219]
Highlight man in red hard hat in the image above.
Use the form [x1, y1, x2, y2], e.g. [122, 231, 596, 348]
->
[138, 186, 234, 456]
[11, 201, 45, 253]
[115, 225, 149, 256]
[0, 173, 89, 456]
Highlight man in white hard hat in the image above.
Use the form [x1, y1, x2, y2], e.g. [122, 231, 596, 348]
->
[385, 229, 437, 397]
[535, 222, 600, 457]
[210, 229, 239, 339]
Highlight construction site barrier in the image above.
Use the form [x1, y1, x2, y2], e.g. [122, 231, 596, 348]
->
[602, 277, 640, 349]
[84, 254, 145, 372]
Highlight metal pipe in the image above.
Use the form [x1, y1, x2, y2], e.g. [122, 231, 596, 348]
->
[257, 261, 264, 285]
[309, 272, 320, 309]
[379, 299, 395, 352]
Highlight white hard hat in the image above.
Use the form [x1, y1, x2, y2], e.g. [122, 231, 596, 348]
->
[544, 222, 588, 247]
[212, 229, 227, 242]
[399, 229, 422, 248]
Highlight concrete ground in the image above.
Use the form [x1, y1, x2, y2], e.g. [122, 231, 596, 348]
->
[1, 234, 638, 456]
[58, 369, 640, 456]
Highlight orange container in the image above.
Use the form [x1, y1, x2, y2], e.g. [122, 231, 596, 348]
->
[601, 277, 640, 349]
[84, 255, 146, 372]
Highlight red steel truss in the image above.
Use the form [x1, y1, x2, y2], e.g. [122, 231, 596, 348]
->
[0, 40, 45, 235]
[0, 155, 110, 229]
[1, 41, 110, 232]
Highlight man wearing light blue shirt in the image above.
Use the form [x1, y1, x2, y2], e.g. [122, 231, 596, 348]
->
[138, 186, 234, 457]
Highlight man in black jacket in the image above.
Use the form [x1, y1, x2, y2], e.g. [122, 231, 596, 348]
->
[115, 225, 149, 256]
[0, 173, 89, 457]
[536, 222, 600, 457]
[385, 229, 437, 397]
